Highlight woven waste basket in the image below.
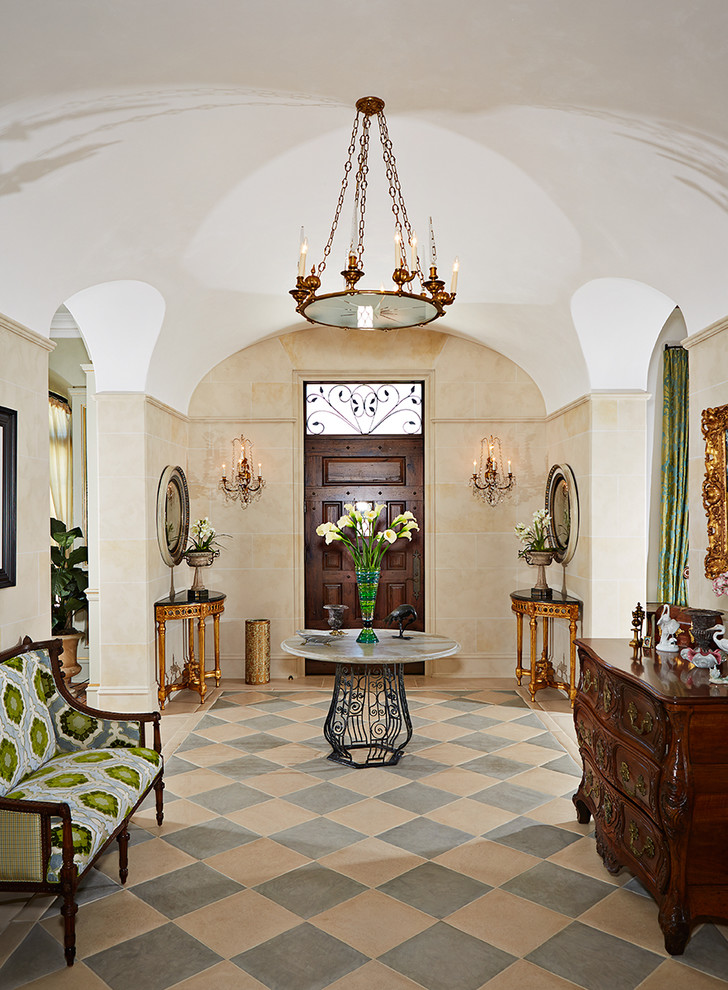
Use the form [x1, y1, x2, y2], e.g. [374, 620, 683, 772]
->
[245, 619, 270, 684]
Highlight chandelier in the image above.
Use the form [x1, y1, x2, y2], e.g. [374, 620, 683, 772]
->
[219, 435, 265, 508]
[290, 96, 458, 331]
[470, 436, 516, 506]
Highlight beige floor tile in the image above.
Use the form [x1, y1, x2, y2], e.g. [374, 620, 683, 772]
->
[311, 889, 434, 956]
[325, 797, 417, 834]
[416, 721, 470, 742]
[176, 888, 300, 957]
[225, 797, 317, 834]
[416, 741, 485, 765]
[257, 742, 321, 765]
[548, 835, 630, 886]
[41, 889, 167, 958]
[269, 721, 322, 742]
[447, 888, 570, 956]
[338, 769, 409, 797]
[425, 767, 499, 796]
[434, 838, 541, 887]
[427, 797, 515, 834]
[244, 768, 311, 797]
[279, 705, 329, 722]
[96, 836, 196, 886]
[163, 768, 233, 798]
[482, 720, 541, 742]
[319, 837, 427, 887]
[483, 958, 587, 989]
[22, 962, 112, 988]
[133, 797, 217, 835]
[193, 722, 253, 743]
[508, 766, 578, 796]
[0, 920, 36, 969]
[579, 888, 669, 955]
[204, 837, 311, 885]
[522, 795, 586, 830]
[327, 959, 426, 989]
[176, 742, 246, 767]
[635, 958, 728, 989]
[474, 703, 533, 721]
[410, 704, 466, 722]
[169, 960, 269, 989]
[494, 742, 560, 766]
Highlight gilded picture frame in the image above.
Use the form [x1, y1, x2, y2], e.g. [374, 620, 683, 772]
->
[0, 406, 18, 589]
[702, 403, 728, 578]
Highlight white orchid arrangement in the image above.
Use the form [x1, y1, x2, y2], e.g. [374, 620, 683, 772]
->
[514, 508, 552, 559]
[187, 518, 228, 555]
[316, 503, 419, 571]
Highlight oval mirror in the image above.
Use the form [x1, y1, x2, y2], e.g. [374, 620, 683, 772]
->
[545, 464, 579, 565]
[156, 465, 189, 567]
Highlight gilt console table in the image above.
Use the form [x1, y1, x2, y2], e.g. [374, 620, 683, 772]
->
[572, 638, 728, 954]
[281, 631, 460, 768]
[510, 589, 582, 705]
[154, 591, 225, 709]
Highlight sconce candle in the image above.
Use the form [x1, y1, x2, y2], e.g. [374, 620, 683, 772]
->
[220, 434, 266, 508]
[470, 434, 516, 507]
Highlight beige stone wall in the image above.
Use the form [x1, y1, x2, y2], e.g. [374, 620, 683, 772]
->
[0, 316, 54, 649]
[685, 318, 728, 610]
[92, 393, 188, 710]
[187, 327, 548, 678]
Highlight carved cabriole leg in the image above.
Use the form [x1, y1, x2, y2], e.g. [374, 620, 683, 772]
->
[157, 617, 167, 711]
[573, 792, 591, 825]
[117, 827, 129, 884]
[213, 611, 222, 686]
[155, 775, 165, 826]
[659, 708, 692, 955]
[568, 615, 578, 706]
[198, 615, 207, 702]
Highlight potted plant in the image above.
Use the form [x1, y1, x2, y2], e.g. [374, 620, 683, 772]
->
[50, 518, 89, 682]
[185, 518, 228, 601]
[514, 508, 555, 600]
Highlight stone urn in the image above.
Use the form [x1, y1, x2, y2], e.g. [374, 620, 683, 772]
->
[526, 549, 557, 600]
[185, 549, 217, 601]
[324, 604, 348, 635]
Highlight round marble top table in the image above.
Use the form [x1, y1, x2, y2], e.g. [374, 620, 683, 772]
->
[281, 631, 460, 768]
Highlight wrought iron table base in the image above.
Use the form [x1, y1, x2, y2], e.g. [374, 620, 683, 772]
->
[324, 662, 413, 767]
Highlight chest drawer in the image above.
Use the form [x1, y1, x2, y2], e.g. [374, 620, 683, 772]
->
[617, 684, 667, 759]
[613, 742, 661, 823]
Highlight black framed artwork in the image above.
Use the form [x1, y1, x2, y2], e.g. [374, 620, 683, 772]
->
[0, 406, 17, 588]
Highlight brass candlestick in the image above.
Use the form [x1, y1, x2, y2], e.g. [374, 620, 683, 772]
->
[630, 602, 645, 660]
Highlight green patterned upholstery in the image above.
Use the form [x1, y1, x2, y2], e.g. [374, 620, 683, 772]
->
[6, 746, 161, 882]
[0, 654, 56, 795]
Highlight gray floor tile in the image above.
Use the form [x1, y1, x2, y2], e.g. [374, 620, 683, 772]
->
[378, 780, 456, 814]
[378, 861, 491, 918]
[42, 866, 122, 920]
[162, 816, 258, 858]
[471, 781, 552, 814]
[224, 731, 290, 752]
[377, 817, 471, 859]
[543, 754, 582, 775]
[454, 731, 516, 754]
[189, 781, 270, 815]
[491, 696, 529, 708]
[195, 713, 226, 729]
[163, 755, 198, 776]
[85, 922, 222, 990]
[0, 923, 66, 989]
[208, 698, 241, 711]
[287, 781, 363, 814]
[527, 920, 662, 990]
[232, 923, 368, 990]
[292, 758, 358, 781]
[485, 817, 580, 856]
[528, 731, 570, 752]
[443, 713, 502, 730]
[379, 756, 448, 780]
[502, 861, 614, 916]
[247, 700, 294, 713]
[255, 862, 367, 918]
[131, 862, 244, 918]
[513, 712, 548, 729]
[271, 818, 366, 859]
[207, 754, 282, 779]
[460, 754, 532, 779]
[380, 921, 515, 990]
[677, 923, 728, 980]
[242, 713, 294, 730]
[175, 732, 214, 753]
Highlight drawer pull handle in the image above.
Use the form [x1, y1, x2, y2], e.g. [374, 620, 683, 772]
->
[629, 821, 655, 859]
[577, 721, 592, 748]
[603, 683, 612, 711]
[620, 761, 647, 797]
[627, 701, 653, 736]
[583, 668, 596, 693]
[584, 768, 600, 804]
[603, 793, 614, 825]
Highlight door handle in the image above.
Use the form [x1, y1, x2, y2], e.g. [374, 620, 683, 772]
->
[413, 550, 421, 601]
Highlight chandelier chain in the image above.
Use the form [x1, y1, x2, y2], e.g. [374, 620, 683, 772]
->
[353, 113, 371, 267]
[317, 114, 361, 275]
[377, 113, 424, 286]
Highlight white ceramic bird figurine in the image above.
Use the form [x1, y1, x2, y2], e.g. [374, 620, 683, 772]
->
[710, 623, 728, 653]
[656, 604, 680, 652]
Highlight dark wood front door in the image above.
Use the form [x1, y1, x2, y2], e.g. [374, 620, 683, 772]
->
[304, 434, 424, 673]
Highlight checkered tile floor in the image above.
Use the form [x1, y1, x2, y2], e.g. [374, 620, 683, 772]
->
[1, 683, 728, 989]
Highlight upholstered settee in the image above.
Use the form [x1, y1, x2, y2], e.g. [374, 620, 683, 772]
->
[0, 636, 164, 966]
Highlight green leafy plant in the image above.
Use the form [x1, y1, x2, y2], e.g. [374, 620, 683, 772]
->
[316, 503, 419, 570]
[51, 518, 89, 634]
[514, 508, 553, 559]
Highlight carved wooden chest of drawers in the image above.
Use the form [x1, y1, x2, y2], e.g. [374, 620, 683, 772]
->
[573, 639, 728, 954]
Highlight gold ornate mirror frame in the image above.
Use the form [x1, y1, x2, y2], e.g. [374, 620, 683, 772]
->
[702, 403, 728, 578]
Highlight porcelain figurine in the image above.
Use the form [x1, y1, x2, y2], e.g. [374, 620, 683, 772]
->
[656, 604, 680, 653]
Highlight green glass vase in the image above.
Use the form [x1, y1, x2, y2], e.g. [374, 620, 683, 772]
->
[355, 568, 380, 644]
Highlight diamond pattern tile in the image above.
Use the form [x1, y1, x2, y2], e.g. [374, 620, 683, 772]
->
[5, 684, 727, 990]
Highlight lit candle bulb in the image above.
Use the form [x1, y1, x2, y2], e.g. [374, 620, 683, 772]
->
[258, 463, 262, 479]
[508, 460, 512, 475]
[410, 232, 418, 271]
[298, 234, 308, 277]
[222, 463, 226, 479]
[394, 231, 402, 268]
[451, 256, 460, 294]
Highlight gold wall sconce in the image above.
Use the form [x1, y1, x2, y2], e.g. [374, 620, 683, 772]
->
[220, 434, 265, 508]
[470, 435, 515, 506]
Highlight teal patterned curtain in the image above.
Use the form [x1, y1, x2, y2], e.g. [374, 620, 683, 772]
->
[657, 346, 689, 604]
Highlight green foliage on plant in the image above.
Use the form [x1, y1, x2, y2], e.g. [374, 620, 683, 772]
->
[51, 518, 89, 634]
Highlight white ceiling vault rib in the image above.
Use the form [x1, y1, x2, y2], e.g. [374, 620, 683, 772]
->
[1, 2, 728, 413]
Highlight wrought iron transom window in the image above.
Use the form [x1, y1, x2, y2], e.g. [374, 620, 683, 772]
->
[305, 382, 423, 435]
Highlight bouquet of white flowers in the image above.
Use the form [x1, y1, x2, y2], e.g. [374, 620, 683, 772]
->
[316, 503, 419, 570]
[514, 508, 552, 559]
[187, 518, 227, 555]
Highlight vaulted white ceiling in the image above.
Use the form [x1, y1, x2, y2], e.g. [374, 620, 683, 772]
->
[2, 0, 728, 413]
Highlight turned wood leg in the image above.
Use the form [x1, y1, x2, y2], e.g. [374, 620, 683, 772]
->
[117, 827, 129, 885]
[569, 616, 578, 706]
[59, 864, 78, 967]
[213, 612, 222, 686]
[155, 775, 165, 826]
[529, 615, 538, 700]
[515, 612, 524, 684]
[157, 617, 167, 711]
[198, 615, 207, 702]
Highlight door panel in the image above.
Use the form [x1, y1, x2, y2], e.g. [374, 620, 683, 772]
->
[305, 434, 424, 674]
